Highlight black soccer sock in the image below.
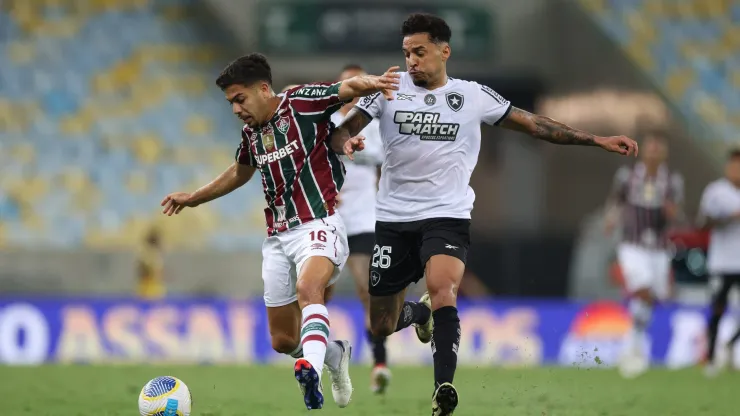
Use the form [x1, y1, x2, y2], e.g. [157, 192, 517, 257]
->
[707, 313, 722, 362]
[366, 328, 387, 366]
[431, 306, 460, 388]
[394, 301, 432, 332]
[729, 327, 740, 346]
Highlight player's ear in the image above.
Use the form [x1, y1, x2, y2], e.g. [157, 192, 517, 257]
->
[440, 43, 451, 62]
[259, 81, 271, 97]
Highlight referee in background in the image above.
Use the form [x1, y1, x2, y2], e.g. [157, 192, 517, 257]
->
[699, 149, 740, 377]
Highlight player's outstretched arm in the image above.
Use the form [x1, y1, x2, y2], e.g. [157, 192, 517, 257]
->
[161, 163, 256, 216]
[499, 107, 639, 156]
[338, 66, 401, 102]
[330, 108, 373, 159]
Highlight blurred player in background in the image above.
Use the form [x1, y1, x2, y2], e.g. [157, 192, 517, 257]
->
[604, 133, 684, 379]
[331, 64, 391, 394]
[699, 149, 740, 377]
[136, 226, 165, 299]
[333, 13, 638, 415]
[160, 53, 400, 410]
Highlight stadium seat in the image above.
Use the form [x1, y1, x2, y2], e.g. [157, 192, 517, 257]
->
[0, 0, 262, 248]
[579, 0, 740, 150]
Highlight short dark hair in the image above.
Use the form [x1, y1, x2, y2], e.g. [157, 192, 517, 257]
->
[728, 148, 740, 160]
[215, 53, 272, 90]
[340, 63, 364, 73]
[401, 13, 451, 44]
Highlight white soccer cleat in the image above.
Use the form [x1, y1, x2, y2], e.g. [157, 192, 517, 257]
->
[326, 340, 353, 408]
[704, 362, 721, 378]
[370, 365, 392, 395]
[618, 350, 649, 379]
[414, 292, 434, 344]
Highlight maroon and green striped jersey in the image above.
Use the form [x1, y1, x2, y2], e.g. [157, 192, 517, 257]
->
[235, 82, 348, 235]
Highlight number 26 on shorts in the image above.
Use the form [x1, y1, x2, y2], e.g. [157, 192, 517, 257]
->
[372, 245, 392, 269]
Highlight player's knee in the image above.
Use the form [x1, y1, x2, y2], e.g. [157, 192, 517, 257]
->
[427, 276, 458, 309]
[712, 301, 727, 316]
[632, 288, 654, 304]
[271, 333, 299, 355]
[296, 277, 325, 306]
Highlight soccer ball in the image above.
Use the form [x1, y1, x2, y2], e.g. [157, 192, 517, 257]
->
[138, 376, 192, 416]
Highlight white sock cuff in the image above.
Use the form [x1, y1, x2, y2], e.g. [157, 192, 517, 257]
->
[289, 344, 303, 358]
[628, 298, 652, 327]
[302, 304, 329, 321]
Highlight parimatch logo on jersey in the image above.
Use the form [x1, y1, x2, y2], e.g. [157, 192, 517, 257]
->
[393, 111, 460, 141]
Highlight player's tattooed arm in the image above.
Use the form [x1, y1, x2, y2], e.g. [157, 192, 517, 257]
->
[500, 107, 639, 156]
[330, 108, 372, 159]
[338, 66, 401, 102]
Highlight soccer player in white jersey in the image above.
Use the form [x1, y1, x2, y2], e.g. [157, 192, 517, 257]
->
[330, 14, 638, 415]
[699, 149, 740, 377]
[330, 64, 391, 394]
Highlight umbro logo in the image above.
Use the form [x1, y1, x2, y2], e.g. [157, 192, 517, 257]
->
[445, 244, 458, 250]
[396, 93, 415, 101]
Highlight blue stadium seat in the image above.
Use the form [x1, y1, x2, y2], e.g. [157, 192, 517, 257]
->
[581, 0, 739, 146]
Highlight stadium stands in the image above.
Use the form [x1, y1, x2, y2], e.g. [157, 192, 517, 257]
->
[0, 0, 267, 249]
[580, 0, 740, 152]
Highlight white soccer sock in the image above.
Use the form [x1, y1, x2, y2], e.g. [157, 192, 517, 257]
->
[289, 344, 303, 359]
[324, 340, 343, 372]
[300, 304, 331, 377]
[627, 298, 652, 353]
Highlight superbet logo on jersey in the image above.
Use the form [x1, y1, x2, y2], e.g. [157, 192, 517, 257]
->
[393, 111, 460, 141]
[255, 141, 300, 165]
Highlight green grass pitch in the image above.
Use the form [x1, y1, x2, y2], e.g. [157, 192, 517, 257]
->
[0, 365, 737, 415]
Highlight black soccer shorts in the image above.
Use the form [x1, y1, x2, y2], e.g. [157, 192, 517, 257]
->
[369, 218, 471, 297]
[347, 232, 375, 256]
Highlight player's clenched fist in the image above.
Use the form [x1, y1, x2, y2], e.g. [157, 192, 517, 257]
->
[376, 66, 401, 101]
[161, 192, 197, 216]
[596, 135, 639, 157]
[343, 135, 366, 161]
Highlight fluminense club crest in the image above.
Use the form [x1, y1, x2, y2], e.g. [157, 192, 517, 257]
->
[276, 116, 290, 134]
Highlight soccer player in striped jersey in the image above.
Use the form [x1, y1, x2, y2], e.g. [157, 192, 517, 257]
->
[604, 133, 684, 379]
[331, 14, 638, 415]
[160, 53, 399, 410]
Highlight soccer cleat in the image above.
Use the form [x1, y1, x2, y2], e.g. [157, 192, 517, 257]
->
[370, 364, 392, 395]
[326, 340, 353, 408]
[432, 382, 458, 416]
[618, 349, 648, 379]
[414, 292, 434, 344]
[294, 358, 324, 410]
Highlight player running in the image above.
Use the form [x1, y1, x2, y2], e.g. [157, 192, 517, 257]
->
[330, 64, 391, 394]
[330, 13, 638, 415]
[604, 133, 684, 379]
[160, 53, 399, 410]
[699, 149, 740, 376]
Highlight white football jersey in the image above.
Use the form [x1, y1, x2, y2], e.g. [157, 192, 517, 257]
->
[699, 178, 740, 274]
[355, 72, 511, 222]
[331, 111, 384, 236]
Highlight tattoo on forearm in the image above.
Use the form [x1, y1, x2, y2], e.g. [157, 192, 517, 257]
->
[341, 109, 372, 137]
[504, 107, 597, 146]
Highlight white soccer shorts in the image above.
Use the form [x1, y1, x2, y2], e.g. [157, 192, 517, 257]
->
[261, 213, 349, 307]
[617, 243, 671, 299]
